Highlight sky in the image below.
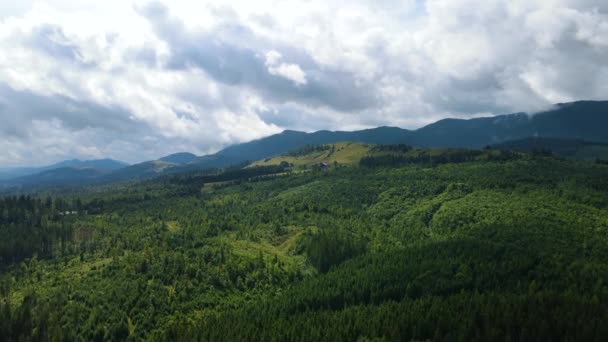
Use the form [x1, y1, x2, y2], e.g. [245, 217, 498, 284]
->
[0, 0, 607, 166]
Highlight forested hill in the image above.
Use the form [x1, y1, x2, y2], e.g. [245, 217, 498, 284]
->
[1, 146, 608, 340]
[492, 137, 608, 160]
[153, 100, 608, 174]
[412, 100, 608, 147]
[188, 100, 608, 169]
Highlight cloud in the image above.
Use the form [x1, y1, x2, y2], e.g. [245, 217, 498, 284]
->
[136, 1, 379, 112]
[16, 23, 85, 64]
[0, 82, 183, 165]
[0, 82, 139, 135]
[265, 50, 307, 86]
[0, 0, 606, 167]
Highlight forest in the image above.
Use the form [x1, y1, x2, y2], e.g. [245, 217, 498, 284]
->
[1, 145, 608, 341]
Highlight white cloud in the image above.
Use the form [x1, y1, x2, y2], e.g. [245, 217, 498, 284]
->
[264, 50, 307, 85]
[0, 0, 606, 166]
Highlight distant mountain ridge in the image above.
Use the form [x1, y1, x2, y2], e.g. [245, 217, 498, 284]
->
[6, 167, 110, 188]
[191, 126, 414, 170]
[414, 101, 608, 147]
[181, 100, 608, 171]
[0, 158, 128, 181]
[49, 159, 129, 170]
[159, 152, 197, 164]
[2, 100, 607, 190]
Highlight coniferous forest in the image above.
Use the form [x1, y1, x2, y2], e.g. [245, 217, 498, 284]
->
[1, 147, 608, 341]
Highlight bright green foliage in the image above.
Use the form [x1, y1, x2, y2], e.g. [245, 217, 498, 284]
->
[1, 150, 608, 341]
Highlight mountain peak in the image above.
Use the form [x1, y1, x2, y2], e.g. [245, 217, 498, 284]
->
[280, 129, 305, 135]
[52, 158, 128, 170]
[159, 152, 198, 164]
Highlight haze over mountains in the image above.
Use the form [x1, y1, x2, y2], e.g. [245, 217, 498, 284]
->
[1, 100, 607, 190]
[0, 159, 128, 180]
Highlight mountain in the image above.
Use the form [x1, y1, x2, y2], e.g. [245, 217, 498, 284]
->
[98, 160, 178, 183]
[97, 153, 200, 184]
[491, 137, 608, 160]
[2, 100, 606, 190]
[215, 126, 412, 162]
[413, 101, 608, 147]
[2, 167, 109, 188]
[0, 168, 40, 181]
[181, 127, 413, 171]
[183, 100, 608, 171]
[0, 159, 128, 181]
[48, 159, 129, 171]
[159, 152, 197, 164]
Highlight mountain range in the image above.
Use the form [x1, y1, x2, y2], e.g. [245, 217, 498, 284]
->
[0, 159, 128, 181]
[181, 100, 608, 170]
[1, 100, 607, 190]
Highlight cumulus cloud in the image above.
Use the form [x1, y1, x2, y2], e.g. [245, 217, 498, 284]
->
[136, 1, 378, 112]
[0, 0, 606, 166]
[265, 50, 307, 86]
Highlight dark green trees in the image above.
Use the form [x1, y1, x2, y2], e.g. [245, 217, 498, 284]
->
[0, 196, 77, 266]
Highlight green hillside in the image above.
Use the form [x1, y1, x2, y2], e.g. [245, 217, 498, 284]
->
[252, 142, 503, 169]
[252, 142, 373, 167]
[1, 148, 608, 340]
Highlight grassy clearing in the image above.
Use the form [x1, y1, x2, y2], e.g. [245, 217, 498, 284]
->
[252, 142, 372, 167]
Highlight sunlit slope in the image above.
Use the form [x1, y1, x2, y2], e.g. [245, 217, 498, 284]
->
[251, 142, 373, 167]
[251, 141, 511, 168]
